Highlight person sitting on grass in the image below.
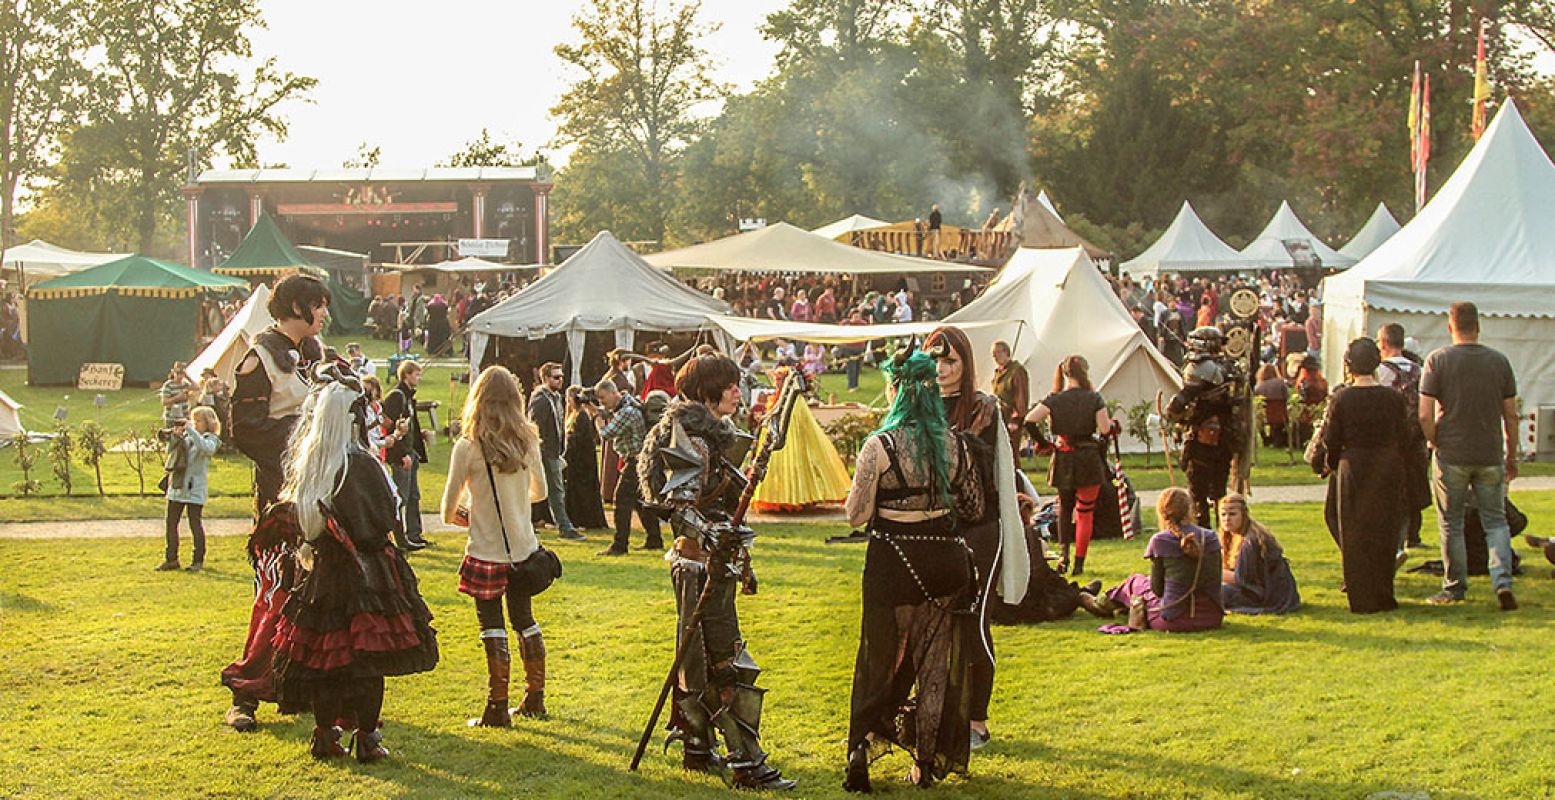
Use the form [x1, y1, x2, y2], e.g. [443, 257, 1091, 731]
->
[1077, 487, 1224, 632]
[156, 406, 221, 573]
[1217, 494, 1300, 614]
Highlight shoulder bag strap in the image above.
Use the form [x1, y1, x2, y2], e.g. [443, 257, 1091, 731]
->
[485, 460, 515, 563]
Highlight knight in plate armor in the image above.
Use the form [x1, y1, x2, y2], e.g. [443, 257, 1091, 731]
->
[1165, 326, 1249, 527]
[637, 354, 795, 791]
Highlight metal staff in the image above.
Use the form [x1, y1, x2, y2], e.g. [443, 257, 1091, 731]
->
[629, 369, 808, 771]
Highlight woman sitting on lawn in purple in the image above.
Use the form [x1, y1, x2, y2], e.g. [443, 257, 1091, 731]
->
[1077, 487, 1225, 632]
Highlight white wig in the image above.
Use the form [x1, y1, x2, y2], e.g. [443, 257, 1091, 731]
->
[280, 382, 358, 539]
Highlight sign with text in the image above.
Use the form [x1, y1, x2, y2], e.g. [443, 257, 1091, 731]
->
[78, 362, 125, 391]
[458, 238, 510, 258]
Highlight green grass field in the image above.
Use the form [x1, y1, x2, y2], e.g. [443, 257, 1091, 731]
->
[4, 492, 1555, 798]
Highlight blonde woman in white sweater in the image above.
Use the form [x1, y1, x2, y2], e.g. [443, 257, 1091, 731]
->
[442, 366, 549, 727]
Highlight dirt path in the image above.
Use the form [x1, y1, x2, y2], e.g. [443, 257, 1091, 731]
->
[4, 477, 1553, 540]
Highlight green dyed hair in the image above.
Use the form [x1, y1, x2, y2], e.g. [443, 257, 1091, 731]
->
[876, 350, 953, 508]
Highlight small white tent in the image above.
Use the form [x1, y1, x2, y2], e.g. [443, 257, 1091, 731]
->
[0, 389, 25, 438]
[185, 283, 274, 385]
[811, 214, 890, 241]
[1239, 201, 1356, 269]
[1338, 202, 1402, 261]
[947, 247, 1182, 451]
[2, 240, 127, 286]
[467, 231, 730, 384]
[1323, 101, 1555, 428]
[1120, 201, 1247, 276]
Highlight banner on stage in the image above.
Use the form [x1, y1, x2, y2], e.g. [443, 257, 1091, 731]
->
[458, 238, 510, 257]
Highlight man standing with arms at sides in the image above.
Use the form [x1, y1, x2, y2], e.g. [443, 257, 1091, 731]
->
[1377, 323, 1428, 551]
[530, 362, 584, 541]
[382, 360, 432, 551]
[1420, 302, 1521, 610]
[585, 379, 662, 556]
[990, 340, 1029, 463]
[927, 202, 943, 258]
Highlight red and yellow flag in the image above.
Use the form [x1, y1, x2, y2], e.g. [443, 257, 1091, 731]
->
[1472, 20, 1491, 140]
[1417, 74, 1432, 211]
[1409, 61, 1421, 167]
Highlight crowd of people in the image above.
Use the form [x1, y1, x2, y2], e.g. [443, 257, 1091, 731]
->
[133, 264, 1532, 793]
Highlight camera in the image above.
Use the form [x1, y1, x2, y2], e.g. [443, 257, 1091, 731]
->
[579, 388, 600, 406]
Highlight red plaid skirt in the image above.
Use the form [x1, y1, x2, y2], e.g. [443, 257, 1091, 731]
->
[458, 556, 511, 600]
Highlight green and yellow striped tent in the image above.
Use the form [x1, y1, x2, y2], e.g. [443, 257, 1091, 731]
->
[216, 212, 369, 334]
[26, 255, 247, 385]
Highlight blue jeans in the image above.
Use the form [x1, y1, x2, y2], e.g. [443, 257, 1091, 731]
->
[845, 353, 861, 390]
[542, 454, 575, 533]
[1432, 455, 1513, 596]
[391, 459, 423, 538]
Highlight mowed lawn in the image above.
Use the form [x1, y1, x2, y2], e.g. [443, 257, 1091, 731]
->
[5, 494, 1555, 799]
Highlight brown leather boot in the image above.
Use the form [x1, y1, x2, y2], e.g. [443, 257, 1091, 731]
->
[1077, 592, 1121, 618]
[309, 725, 347, 759]
[469, 633, 512, 727]
[518, 630, 547, 718]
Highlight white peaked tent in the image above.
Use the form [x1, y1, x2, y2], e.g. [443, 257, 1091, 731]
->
[186, 283, 274, 385]
[467, 230, 731, 383]
[1338, 202, 1402, 261]
[2, 240, 128, 285]
[1120, 201, 1247, 276]
[0, 389, 25, 437]
[1323, 101, 1555, 425]
[1036, 189, 1062, 222]
[1239, 201, 1356, 269]
[811, 214, 890, 241]
[947, 247, 1182, 451]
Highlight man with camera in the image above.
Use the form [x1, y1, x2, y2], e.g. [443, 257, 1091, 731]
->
[583, 378, 662, 556]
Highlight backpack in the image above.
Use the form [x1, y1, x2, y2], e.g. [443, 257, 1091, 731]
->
[1378, 358, 1422, 415]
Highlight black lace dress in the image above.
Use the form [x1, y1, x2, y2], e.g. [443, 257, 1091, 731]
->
[271, 451, 439, 704]
[849, 428, 981, 781]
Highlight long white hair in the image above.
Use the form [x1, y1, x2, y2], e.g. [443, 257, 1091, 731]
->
[281, 382, 358, 539]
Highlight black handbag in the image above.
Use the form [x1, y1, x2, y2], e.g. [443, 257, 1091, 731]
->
[486, 461, 562, 596]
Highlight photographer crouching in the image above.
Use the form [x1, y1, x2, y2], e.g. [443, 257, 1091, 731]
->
[583, 379, 663, 556]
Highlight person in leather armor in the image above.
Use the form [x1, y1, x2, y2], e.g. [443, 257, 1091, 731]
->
[1166, 327, 1246, 527]
[220, 274, 328, 733]
[637, 354, 796, 791]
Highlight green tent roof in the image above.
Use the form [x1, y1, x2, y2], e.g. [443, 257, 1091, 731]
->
[28, 254, 247, 298]
[217, 212, 322, 276]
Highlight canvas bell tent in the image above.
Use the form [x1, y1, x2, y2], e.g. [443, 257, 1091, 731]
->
[1120, 201, 1248, 276]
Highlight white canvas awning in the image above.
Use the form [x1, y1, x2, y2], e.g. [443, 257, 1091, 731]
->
[1120, 201, 1248, 275]
[2, 240, 128, 284]
[645, 222, 991, 274]
[1239, 201, 1356, 269]
[388, 256, 536, 273]
[0, 388, 25, 438]
[707, 315, 1023, 346]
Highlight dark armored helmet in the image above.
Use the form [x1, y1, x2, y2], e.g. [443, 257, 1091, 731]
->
[1187, 326, 1225, 354]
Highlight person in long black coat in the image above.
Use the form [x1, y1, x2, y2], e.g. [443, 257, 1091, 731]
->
[1323, 338, 1414, 613]
[562, 387, 607, 530]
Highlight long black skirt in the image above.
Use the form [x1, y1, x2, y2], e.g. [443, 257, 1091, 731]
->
[1334, 446, 1403, 613]
[849, 516, 974, 780]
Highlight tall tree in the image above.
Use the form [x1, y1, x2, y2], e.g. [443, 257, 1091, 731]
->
[0, 0, 88, 257]
[438, 129, 548, 169]
[551, 0, 723, 246]
[68, 0, 314, 254]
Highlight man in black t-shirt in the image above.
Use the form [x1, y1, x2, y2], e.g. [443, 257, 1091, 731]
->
[1420, 302, 1520, 610]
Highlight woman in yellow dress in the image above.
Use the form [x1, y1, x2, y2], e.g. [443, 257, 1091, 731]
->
[752, 366, 853, 512]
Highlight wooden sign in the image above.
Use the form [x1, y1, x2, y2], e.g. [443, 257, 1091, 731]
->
[78, 362, 125, 391]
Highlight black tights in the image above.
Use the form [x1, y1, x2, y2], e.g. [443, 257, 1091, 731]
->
[475, 583, 536, 634]
[311, 676, 384, 731]
[164, 501, 205, 563]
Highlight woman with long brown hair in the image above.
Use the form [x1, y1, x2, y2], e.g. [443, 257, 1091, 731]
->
[1022, 355, 1113, 576]
[923, 325, 1028, 752]
[1217, 494, 1300, 614]
[441, 366, 551, 726]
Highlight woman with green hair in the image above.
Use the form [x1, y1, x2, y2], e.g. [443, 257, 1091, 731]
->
[842, 349, 983, 792]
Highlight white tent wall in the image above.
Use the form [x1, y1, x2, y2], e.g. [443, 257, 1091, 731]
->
[0, 389, 25, 437]
[185, 284, 273, 385]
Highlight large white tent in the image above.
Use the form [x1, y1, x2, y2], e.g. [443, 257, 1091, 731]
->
[1338, 202, 1402, 261]
[947, 247, 1182, 451]
[185, 283, 274, 385]
[2, 240, 127, 286]
[1120, 201, 1247, 276]
[467, 230, 730, 383]
[1239, 201, 1357, 269]
[1323, 101, 1555, 430]
[0, 388, 25, 438]
[645, 222, 991, 274]
[811, 214, 890, 241]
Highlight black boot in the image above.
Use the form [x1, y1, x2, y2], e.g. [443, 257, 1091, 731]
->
[843, 742, 872, 793]
[310, 725, 346, 759]
[352, 727, 389, 763]
[1070, 556, 1086, 577]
